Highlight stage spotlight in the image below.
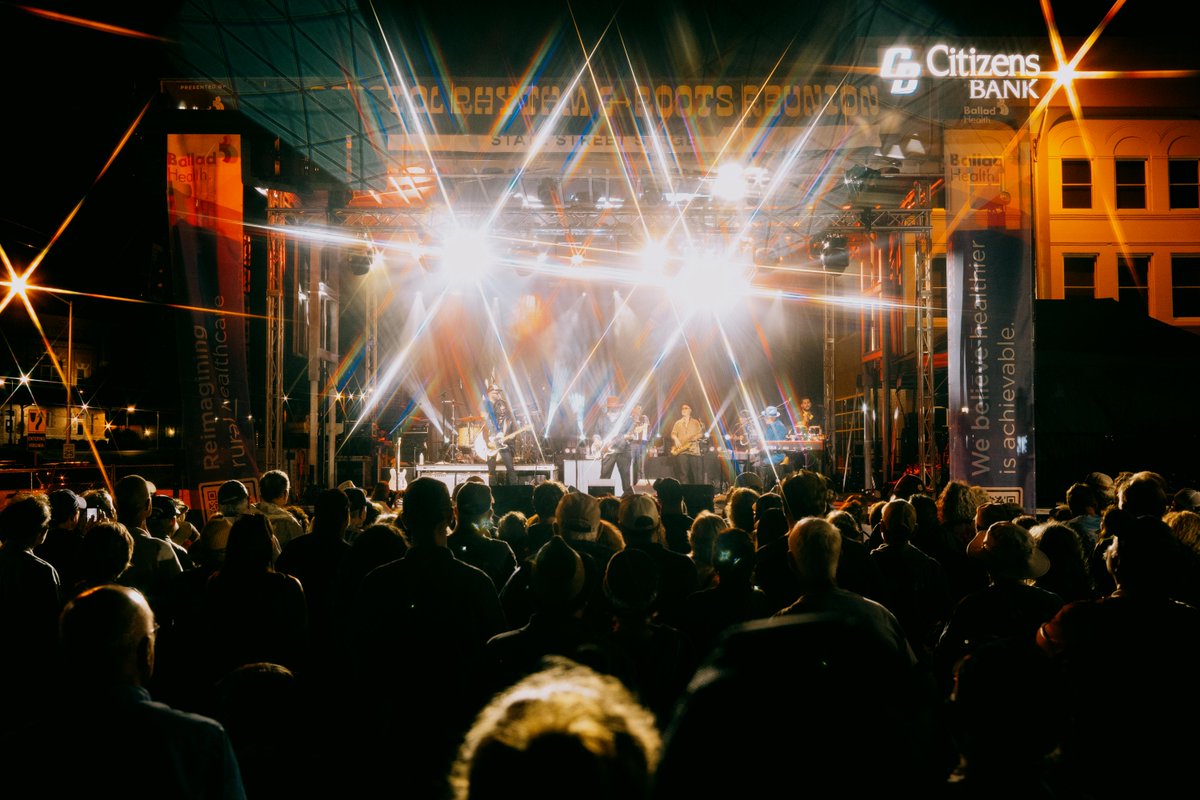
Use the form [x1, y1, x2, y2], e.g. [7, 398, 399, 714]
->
[819, 237, 851, 273]
[345, 250, 373, 276]
[711, 162, 747, 202]
[441, 229, 494, 283]
[639, 239, 671, 274]
[843, 165, 881, 194]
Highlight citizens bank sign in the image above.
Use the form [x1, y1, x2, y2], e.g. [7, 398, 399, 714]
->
[880, 44, 1041, 100]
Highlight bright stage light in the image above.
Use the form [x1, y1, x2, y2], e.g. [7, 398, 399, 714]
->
[440, 229, 494, 283]
[711, 162, 747, 202]
[674, 249, 752, 314]
[639, 239, 671, 274]
[9, 275, 29, 298]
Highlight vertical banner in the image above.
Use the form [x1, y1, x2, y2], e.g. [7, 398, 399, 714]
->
[945, 128, 1036, 510]
[167, 133, 258, 518]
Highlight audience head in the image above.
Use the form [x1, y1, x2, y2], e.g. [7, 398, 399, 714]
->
[653, 477, 685, 513]
[222, 513, 277, 574]
[967, 522, 1050, 582]
[532, 481, 568, 522]
[687, 511, 725, 567]
[452, 657, 660, 800]
[937, 480, 979, 527]
[455, 481, 495, 529]
[0, 492, 51, 548]
[48, 489, 85, 528]
[787, 517, 841, 589]
[531, 536, 587, 612]
[217, 480, 251, 517]
[725, 487, 758, 533]
[734, 471, 764, 492]
[714, 529, 756, 584]
[1105, 515, 1177, 593]
[401, 478, 454, 543]
[617, 494, 663, 546]
[146, 495, 184, 540]
[1117, 471, 1168, 518]
[1171, 488, 1200, 514]
[1084, 471, 1116, 509]
[880, 500, 917, 546]
[890, 473, 924, 501]
[974, 501, 1024, 534]
[496, 511, 528, 559]
[82, 489, 115, 523]
[604, 548, 658, 618]
[555, 491, 601, 542]
[825, 510, 862, 543]
[1066, 482, 1099, 517]
[78, 521, 135, 587]
[313, 488, 351, 537]
[259, 470, 290, 504]
[754, 507, 788, 548]
[114, 475, 154, 527]
[344, 487, 370, 527]
[59, 584, 156, 686]
[598, 496, 620, 527]
[1165, 510, 1200, 557]
[780, 470, 827, 523]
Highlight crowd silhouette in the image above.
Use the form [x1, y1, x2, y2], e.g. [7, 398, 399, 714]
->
[2, 466, 1199, 798]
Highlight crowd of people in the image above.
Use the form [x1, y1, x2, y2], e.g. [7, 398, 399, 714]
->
[1, 465, 1198, 798]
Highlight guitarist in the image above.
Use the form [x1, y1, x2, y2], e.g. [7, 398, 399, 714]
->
[628, 403, 651, 486]
[484, 384, 516, 485]
[597, 396, 632, 494]
[669, 403, 704, 484]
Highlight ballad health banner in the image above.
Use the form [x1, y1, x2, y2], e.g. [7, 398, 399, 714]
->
[166, 133, 259, 518]
[945, 128, 1035, 511]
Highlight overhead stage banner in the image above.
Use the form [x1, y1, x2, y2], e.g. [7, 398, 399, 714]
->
[166, 132, 259, 518]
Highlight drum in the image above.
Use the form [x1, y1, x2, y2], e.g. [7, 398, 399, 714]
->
[456, 423, 481, 447]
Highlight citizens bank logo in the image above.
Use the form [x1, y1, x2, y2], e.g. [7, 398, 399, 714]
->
[880, 44, 1041, 100]
[881, 47, 921, 95]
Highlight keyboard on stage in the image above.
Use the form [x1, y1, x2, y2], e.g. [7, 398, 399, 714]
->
[759, 438, 825, 451]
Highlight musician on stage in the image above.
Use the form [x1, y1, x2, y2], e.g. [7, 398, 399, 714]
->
[670, 403, 705, 484]
[798, 396, 815, 432]
[756, 405, 791, 482]
[596, 396, 632, 493]
[484, 384, 516, 485]
[628, 403, 651, 486]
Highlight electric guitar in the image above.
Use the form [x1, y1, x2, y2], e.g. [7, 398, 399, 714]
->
[474, 424, 532, 459]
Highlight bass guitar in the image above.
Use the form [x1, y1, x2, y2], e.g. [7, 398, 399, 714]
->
[474, 424, 533, 459]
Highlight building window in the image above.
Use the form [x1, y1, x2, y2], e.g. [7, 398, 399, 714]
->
[1118, 254, 1151, 312]
[1115, 159, 1146, 209]
[1062, 159, 1091, 208]
[1172, 255, 1200, 317]
[1063, 255, 1096, 299]
[1169, 159, 1199, 209]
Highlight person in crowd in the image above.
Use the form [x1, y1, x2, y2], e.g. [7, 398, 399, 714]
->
[936, 522, 1062, 689]
[343, 487, 370, 543]
[202, 513, 308, 681]
[724, 486, 758, 538]
[870, 499, 951, 661]
[146, 495, 194, 570]
[653, 477, 694, 554]
[0, 493, 60, 714]
[12, 584, 247, 798]
[495, 510, 528, 563]
[114, 475, 181, 617]
[678, 529, 773, 657]
[617, 493, 698, 627]
[1032, 521, 1096, 603]
[73, 520, 135, 596]
[255, 469, 303, 549]
[1038, 515, 1200, 798]
[351, 476, 506, 798]
[525, 480, 567, 555]
[449, 481, 517, 591]
[1065, 482, 1102, 550]
[754, 470, 827, 611]
[35, 488, 86, 590]
[452, 657, 660, 800]
[686, 510, 725, 590]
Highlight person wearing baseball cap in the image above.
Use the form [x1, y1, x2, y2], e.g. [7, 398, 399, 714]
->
[618, 493, 697, 625]
[35, 489, 87, 588]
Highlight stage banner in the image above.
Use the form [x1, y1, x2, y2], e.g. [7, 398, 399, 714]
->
[945, 127, 1036, 511]
[166, 132, 258, 519]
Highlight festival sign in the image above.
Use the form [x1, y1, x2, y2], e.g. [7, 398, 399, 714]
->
[166, 132, 259, 520]
[944, 127, 1036, 510]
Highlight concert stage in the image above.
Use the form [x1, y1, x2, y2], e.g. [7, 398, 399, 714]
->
[413, 462, 557, 488]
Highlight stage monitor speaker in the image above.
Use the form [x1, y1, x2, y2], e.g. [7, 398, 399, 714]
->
[492, 484, 534, 517]
[587, 485, 619, 498]
[680, 483, 716, 515]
